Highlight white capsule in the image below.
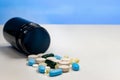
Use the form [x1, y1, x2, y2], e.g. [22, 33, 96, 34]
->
[52, 59, 60, 63]
[59, 61, 70, 65]
[46, 57, 56, 61]
[32, 64, 39, 68]
[36, 58, 46, 63]
[28, 55, 38, 60]
[62, 58, 71, 62]
[58, 65, 70, 73]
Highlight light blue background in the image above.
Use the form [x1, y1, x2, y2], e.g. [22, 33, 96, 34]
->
[0, 0, 120, 24]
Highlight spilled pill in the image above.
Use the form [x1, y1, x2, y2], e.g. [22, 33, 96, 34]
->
[62, 58, 71, 62]
[47, 57, 56, 61]
[70, 58, 80, 64]
[46, 66, 51, 70]
[36, 58, 46, 64]
[32, 64, 39, 68]
[28, 55, 38, 60]
[49, 69, 63, 77]
[54, 55, 62, 60]
[28, 58, 36, 66]
[37, 54, 44, 58]
[42, 53, 54, 58]
[27, 53, 80, 77]
[45, 60, 57, 69]
[72, 63, 80, 71]
[45, 66, 51, 74]
[58, 65, 70, 73]
[59, 61, 70, 65]
[63, 55, 69, 58]
[38, 65, 46, 73]
[39, 63, 47, 66]
[74, 58, 80, 63]
[53, 59, 60, 63]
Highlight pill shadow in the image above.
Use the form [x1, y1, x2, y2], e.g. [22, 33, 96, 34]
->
[0, 46, 26, 59]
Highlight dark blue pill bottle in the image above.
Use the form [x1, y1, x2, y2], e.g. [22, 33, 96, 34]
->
[3, 17, 50, 55]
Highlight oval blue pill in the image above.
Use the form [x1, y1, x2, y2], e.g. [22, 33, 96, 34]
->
[28, 58, 36, 66]
[72, 63, 80, 71]
[54, 55, 62, 60]
[49, 69, 63, 77]
[38, 65, 45, 73]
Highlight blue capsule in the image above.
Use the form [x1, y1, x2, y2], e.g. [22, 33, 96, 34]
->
[28, 58, 36, 66]
[72, 63, 80, 71]
[38, 65, 45, 73]
[49, 69, 63, 77]
[54, 55, 62, 60]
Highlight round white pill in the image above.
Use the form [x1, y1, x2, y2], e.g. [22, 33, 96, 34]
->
[58, 65, 70, 73]
[36, 58, 46, 63]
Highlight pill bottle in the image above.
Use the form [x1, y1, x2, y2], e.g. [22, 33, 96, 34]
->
[3, 17, 50, 55]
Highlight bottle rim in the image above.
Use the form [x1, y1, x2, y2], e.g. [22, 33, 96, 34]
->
[17, 23, 50, 55]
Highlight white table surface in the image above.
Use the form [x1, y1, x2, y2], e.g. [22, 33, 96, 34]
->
[0, 25, 120, 80]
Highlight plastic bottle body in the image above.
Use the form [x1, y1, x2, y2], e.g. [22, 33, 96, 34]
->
[3, 17, 50, 55]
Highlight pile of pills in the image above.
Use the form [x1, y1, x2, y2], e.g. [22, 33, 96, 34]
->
[27, 53, 80, 77]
